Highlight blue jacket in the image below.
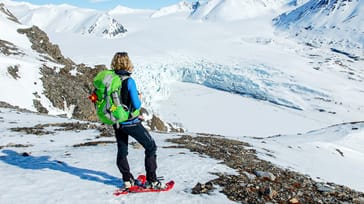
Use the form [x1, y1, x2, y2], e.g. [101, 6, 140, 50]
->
[126, 77, 141, 110]
[114, 70, 141, 124]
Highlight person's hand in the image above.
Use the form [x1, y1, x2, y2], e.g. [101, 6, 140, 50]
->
[138, 92, 142, 100]
[138, 115, 145, 121]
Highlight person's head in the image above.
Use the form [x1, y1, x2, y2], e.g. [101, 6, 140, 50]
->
[111, 52, 133, 72]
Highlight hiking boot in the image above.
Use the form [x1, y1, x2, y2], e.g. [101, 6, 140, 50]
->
[145, 180, 166, 189]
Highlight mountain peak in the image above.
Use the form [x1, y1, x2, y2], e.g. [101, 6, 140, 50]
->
[190, 0, 288, 21]
[274, 0, 364, 51]
[151, 1, 193, 18]
[4, 2, 128, 39]
[87, 14, 127, 38]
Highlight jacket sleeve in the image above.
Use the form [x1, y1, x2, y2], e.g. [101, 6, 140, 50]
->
[127, 78, 141, 109]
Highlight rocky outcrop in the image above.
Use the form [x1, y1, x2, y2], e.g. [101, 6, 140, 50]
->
[17, 26, 74, 67]
[167, 134, 364, 203]
[0, 39, 24, 56]
[148, 114, 168, 132]
[14, 22, 103, 121]
[0, 3, 21, 24]
[0, 101, 30, 112]
[147, 113, 184, 132]
[40, 63, 106, 121]
[7, 64, 20, 79]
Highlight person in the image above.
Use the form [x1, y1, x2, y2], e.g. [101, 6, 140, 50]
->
[110, 52, 162, 189]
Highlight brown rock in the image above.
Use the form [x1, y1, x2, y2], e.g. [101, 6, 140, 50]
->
[289, 198, 299, 204]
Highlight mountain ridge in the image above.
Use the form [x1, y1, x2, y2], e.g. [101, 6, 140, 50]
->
[274, 0, 364, 52]
[3, 1, 127, 38]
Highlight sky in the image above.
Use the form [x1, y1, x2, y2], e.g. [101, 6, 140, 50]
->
[10, 0, 193, 10]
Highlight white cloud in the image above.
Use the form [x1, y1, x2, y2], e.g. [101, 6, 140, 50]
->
[89, 0, 113, 3]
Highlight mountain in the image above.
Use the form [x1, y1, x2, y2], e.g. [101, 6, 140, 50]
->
[151, 1, 193, 18]
[190, 0, 289, 21]
[0, 3, 105, 120]
[0, 2, 63, 114]
[1, 0, 364, 200]
[87, 14, 127, 38]
[3, 1, 127, 38]
[274, 0, 364, 54]
[108, 5, 150, 15]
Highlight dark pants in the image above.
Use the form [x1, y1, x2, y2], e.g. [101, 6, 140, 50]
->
[114, 122, 157, 182]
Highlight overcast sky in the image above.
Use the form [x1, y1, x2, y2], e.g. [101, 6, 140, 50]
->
[10, 0, 193, 10]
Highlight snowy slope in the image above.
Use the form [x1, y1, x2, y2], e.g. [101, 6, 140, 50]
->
[108, 5, 148, 15]
[274, 0, 364, 53]
[151, 1, 193, 18]
[2, 1, 127, 38]
[0, 108, 235, 204]
[1, 0, 364, 196]
[190, 0, 289, 21]
[244, 121, 364, 191]
[0, 4, 65, 115]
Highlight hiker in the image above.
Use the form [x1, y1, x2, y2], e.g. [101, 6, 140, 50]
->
[110, 52, 162, 189]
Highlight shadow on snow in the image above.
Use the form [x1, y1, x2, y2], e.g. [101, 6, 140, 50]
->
[0, 149, 122, 188]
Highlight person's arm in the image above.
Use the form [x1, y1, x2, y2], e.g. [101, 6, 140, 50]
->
[127, 78, 141, 109]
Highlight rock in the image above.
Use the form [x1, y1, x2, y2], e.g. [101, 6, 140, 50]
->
[17, 26, 74, 66]
[353, 197, 364, 204]
[0, 39, 24, 56]
[289, 198, 300, 204]
[0, 3, 21, 24]
[167, 134, 364, 204]
[147, 114, 168, 132]
[192, 182, 214, 194]
[316, 183, 335, 193]
[192, 182, 203, 194]
[261, 186, 277, 199]
[33, 99, 48, 114]
[254, 170, 276, 181]
[243, 171, 257, 180]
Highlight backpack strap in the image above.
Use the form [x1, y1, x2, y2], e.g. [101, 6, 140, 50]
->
[120, 76, 134, 119]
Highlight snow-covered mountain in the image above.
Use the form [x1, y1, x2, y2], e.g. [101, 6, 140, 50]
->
[0, 3, 107, 121]
[1, 0, 364, 201]
[274, 0, 364, 54]
[87, 14, 127, 38]
[2, 1, 127, 38]
[190, 0, 290, 21]
[151, 1, 194, 18]
[108, 5, 147, 15]
[0, 2, 65, 114]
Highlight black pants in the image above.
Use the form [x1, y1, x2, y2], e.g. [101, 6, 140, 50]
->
[114, 122, 157, 182]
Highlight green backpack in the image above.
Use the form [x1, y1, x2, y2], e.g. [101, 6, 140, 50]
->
[90, 70, 129, 125]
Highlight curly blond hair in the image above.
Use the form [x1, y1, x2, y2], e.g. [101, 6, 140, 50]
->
[111, 52, 133, 72]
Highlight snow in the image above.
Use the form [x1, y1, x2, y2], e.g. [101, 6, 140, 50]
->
[0, 8, 66, 115]
[108, 5, 148, 15]
[3, 1, 126, 38]
[274, 0, 364, 53]
[155, 81, 325, 136]
[190, 0, 289, 21]
[0, 108, 236, 203]
[1, 0, 364, 202]
[242, 122, 364, 191]
[151, 1, 192, 18]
